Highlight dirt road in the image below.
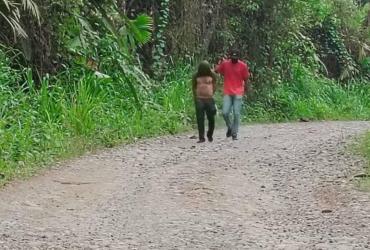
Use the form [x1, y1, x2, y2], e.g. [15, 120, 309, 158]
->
[1, 122, 370, 249]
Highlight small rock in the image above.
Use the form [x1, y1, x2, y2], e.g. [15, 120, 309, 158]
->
[322, 209, 333, 214]
[354, 173, 370, 178]
[299, 117, 310, 122]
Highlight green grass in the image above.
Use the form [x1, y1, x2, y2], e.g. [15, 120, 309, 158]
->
[0, 56, 194, 185]
[244, 64, 370, 122]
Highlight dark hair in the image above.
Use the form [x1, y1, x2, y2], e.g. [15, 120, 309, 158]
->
[196, 60, 212, 77]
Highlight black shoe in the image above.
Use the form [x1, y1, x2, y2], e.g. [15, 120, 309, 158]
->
[232, 134, 238, 140]
[197, 138, 206, 143]
[226, 128, 232, 138]
[207, 131, 213, 142]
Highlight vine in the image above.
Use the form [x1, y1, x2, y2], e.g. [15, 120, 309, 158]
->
[314, 17, 359, 80]
[152, 0, 170, 79]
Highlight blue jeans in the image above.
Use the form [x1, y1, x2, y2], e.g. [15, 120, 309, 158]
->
[222, 95, 243, 136]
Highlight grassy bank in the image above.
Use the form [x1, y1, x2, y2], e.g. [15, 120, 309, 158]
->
[0, 55, 194, 185]
[1, 56, 370, 186]
[244, 65, 370, 122]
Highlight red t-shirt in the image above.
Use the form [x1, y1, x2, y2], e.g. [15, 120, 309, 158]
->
[216, 59, 250, 95]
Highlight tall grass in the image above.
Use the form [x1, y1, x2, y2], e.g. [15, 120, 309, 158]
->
[1, 52, 370, 185]
[0, 52, 194, 184]
[245, 64, 370, 122]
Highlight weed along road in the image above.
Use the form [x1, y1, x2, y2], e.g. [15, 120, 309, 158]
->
[1, 122, 370, 249]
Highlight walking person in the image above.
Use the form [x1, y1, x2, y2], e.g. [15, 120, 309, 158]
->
[192, 61, 217, 143]
[215, 50, 250, 140]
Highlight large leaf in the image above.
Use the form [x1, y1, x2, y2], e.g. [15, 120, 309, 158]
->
[126, 14, 153, 46]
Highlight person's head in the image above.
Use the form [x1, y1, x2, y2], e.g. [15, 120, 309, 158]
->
[196, 60, 212, 77]
[229, 50, 239, 64]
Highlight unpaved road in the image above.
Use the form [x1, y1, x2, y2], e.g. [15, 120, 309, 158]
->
[1, 122, 370, 250]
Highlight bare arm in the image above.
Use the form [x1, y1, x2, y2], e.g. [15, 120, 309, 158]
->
[212, 79, 217, 94]
[192, 75, 197, 99]
[212, 73, 217, 94]
[214, 60, 224, 75]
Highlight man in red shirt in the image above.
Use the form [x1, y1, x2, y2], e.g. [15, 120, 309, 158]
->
[215, 50, 250, 140]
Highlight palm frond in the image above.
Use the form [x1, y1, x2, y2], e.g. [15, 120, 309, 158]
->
[2, 0, 12, 10]
[0, 9, 27, 38]
[126, 14, 153, 46]
[21, 0, 40, 21]
[0, 0, 40, 38]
